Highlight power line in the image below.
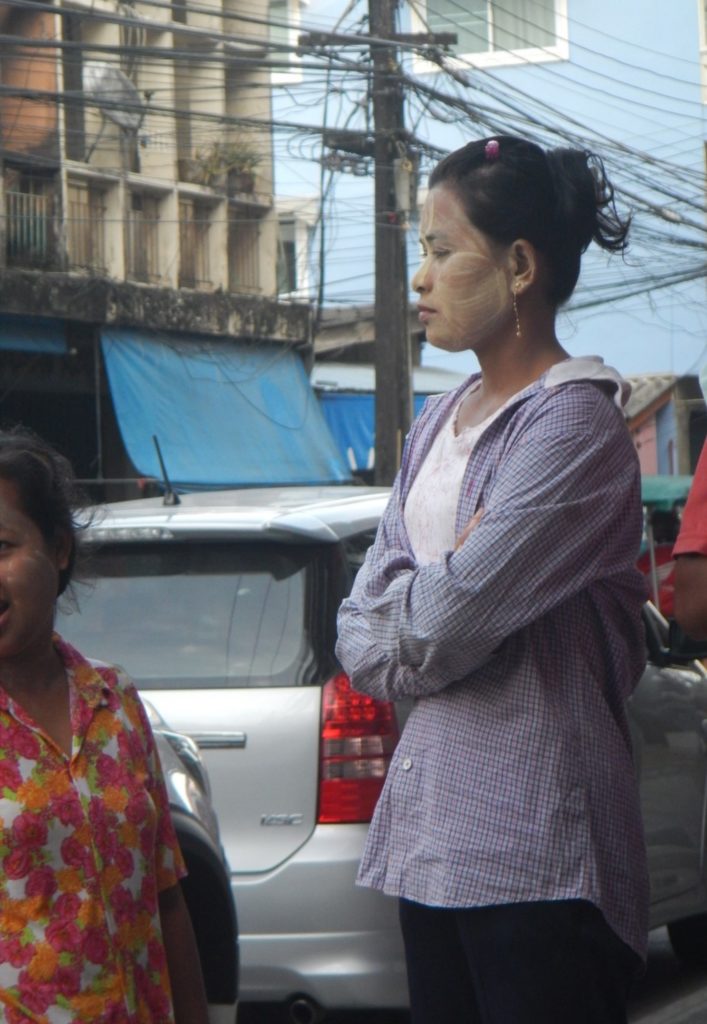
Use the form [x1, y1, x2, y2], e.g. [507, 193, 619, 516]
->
[4, 0, 706, 323]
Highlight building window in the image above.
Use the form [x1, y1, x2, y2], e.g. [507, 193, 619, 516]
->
[126, 192, 160, 283]
[277, 218, 297, 294]
[67, 180, 106, 272]
[269, 0, 289, 50]
[268, 0, 302, 82]
[179, 199, 211, 289]
[4, 169, 56, 268]
[228, 211, 260, 294]
[422, 0, 562, 62]
[275, 200, 316, 297]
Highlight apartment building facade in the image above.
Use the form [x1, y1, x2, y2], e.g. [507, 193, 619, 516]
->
[0, 0, 344, 495]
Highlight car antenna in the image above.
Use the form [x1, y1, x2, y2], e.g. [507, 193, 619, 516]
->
[152, 435, 180, 506]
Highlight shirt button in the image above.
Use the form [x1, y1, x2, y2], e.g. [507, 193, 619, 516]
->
[401, 757, 413, 771]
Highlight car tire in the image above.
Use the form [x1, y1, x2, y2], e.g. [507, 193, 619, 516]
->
[173, 812, 239, 1010]
[667, 914, 707, 967]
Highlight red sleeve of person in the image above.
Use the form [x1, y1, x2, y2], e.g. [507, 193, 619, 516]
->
[635, 445, 707, 615]
[636, 525, 677, 615]
[673, 443, 707, 559]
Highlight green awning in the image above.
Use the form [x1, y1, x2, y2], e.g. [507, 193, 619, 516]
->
[641, 475, 693, 510]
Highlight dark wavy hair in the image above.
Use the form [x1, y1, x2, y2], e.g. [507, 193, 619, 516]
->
[428, 135, 630, 306]
[0, 427, 88, 596]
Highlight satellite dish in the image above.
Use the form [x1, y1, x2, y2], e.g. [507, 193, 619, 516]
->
[83, 60, 145, 131]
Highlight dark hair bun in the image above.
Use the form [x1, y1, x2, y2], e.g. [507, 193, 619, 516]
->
[546, 147, 629, 256]
[429, 135, 630, 305]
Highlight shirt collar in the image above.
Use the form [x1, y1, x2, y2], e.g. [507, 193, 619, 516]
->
[53, 633, 116, 710]
[0, 635, 114, 712]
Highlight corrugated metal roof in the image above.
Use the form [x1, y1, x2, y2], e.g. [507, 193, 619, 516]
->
[311, 361, 469, 394]
[624, 373, 677, 420]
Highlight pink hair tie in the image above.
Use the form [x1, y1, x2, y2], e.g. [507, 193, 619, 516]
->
[484, 139, 500, 161]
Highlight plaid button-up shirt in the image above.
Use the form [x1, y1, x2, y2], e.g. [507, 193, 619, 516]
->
[336, 369, 650, 959]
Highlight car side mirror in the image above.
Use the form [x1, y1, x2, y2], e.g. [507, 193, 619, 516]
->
[668, 620, 707, 663]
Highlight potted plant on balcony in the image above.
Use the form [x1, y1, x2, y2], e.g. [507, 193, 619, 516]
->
[190, 140, 262, 192]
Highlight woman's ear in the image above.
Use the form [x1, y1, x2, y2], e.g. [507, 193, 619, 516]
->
[508, 239, 538, 293]
[54, 529, 72, 572]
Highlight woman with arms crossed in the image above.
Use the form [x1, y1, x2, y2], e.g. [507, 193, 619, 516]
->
[0, 427, 208, 1023]
[337, 136, 648, 1024]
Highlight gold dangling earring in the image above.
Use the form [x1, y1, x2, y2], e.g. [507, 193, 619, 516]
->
[513, 285, 522, 339]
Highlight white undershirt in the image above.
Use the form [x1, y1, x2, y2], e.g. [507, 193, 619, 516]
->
[403, 357, 627, 566]
[405, 383, 512, 565]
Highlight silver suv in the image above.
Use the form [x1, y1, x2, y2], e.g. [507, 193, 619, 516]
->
[58, 486, 408, 1021]
[58, 486, 707, 1020]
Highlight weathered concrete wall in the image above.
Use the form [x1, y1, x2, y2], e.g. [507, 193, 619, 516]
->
[0, 269, 312, 345]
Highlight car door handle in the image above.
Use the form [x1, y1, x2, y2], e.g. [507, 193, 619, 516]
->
[191, 732, 247, 750]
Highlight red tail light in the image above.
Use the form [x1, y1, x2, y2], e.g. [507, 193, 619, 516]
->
[318, 672, 400, 824]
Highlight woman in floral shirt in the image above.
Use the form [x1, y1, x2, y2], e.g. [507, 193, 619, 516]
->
[0, 427, 208, 1023]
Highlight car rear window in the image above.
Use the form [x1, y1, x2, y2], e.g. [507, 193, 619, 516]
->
[57, 541, 326, 689]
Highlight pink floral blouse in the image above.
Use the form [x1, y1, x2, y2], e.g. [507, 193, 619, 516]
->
[0, 635, 186, 1023]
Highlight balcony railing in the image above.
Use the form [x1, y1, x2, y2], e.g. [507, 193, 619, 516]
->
[5, 190, 55, 268]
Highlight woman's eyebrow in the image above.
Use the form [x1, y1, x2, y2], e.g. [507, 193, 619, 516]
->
[421, 231, 447, 245]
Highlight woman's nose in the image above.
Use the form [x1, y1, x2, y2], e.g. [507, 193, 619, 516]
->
[411, 261, 428, 294]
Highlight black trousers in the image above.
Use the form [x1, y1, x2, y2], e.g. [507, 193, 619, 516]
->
[399, 898, 641, 1024]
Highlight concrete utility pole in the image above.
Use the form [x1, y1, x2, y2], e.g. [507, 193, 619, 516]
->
[369, 0, 412, 485]
[299, 17, 454, 484]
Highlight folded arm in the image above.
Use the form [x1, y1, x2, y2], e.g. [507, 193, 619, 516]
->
[337, 410, 641, 701]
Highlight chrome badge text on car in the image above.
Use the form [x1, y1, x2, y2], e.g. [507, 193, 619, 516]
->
[260, 813, 304, 827]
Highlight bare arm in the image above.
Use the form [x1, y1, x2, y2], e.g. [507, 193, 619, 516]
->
[674, 554, 707, 640]
[159, 883, 209, 1024]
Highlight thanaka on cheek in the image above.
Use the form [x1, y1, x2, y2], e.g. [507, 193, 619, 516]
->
[433, 252, 510, 349]
[415, 186, 514, 353]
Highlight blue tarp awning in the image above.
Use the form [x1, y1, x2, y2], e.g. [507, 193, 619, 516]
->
[318, 392, 427, 472]
[101, 329, 351, 488]
[0, 314, 67, 354]
[311, 362, 469, 472]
